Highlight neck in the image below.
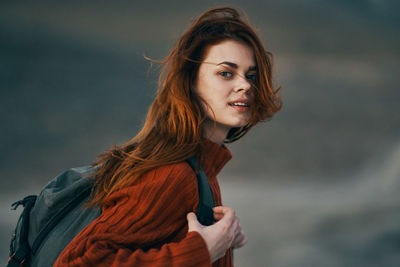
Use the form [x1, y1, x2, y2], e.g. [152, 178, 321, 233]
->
[203, 120, 230, 145]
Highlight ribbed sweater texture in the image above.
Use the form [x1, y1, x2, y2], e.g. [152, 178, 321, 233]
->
[54, 140, 233, 267]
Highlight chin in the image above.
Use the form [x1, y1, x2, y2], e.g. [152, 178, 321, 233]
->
[233, 118, 250, 127]
[225, 120, 249, 128]
[212, 116, 250, 130]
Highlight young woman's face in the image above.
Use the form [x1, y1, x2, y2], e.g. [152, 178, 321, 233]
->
[194, 39, 256, 142]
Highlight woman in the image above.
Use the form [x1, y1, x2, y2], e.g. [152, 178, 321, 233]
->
[54, 6, 281, 267]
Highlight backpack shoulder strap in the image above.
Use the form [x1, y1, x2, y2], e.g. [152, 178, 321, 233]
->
[186, 157, 215, 226]
[8, 195, 37, 267]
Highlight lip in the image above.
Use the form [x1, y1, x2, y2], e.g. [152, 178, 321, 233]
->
[228, 98, 251, 112]
[228, 98, 251, 107]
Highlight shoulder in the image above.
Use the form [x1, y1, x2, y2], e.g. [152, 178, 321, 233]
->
[150, 161, 197, 187]
[104, 161, 198, 208]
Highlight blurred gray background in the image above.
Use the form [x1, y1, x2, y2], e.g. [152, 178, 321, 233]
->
[1, 0, 399, 266]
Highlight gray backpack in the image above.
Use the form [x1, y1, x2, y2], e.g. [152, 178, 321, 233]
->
[8, 157, 215, 267]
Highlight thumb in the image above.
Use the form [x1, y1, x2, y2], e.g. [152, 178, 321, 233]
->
[187, 212, 202, 232]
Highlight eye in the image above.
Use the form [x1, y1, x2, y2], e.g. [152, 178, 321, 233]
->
[218, 71, 233, 79]
[246, 74, 257, 82]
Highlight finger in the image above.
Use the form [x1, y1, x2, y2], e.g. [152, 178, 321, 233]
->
[231, 217, 239, 231]
[213, 206, 235, 224]
[233, 233, 248, 249]
[213, 206, 234, 215]
[213, 212, 224, 221]
[233, 228, 247, 248]
[238, 234, 248, 247]
[222, 217, 238, 248]
[234, 222, 242, 236]
[187, 212, 202, 232]
[233, 227, 240, 241]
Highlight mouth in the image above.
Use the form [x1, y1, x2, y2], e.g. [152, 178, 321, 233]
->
[228, 102, 250, 107]
[228, 100, 250, 111]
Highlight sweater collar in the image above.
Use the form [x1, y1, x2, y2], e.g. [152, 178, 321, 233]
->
[201, 139, 232, 177]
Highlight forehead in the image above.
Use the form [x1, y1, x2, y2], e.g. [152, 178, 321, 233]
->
[203, 40, 255, 67]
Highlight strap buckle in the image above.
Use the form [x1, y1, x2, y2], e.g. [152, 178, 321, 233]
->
[8, 252, 26, 266]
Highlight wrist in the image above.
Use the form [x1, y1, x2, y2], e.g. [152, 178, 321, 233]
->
[186, 231, 212, 264]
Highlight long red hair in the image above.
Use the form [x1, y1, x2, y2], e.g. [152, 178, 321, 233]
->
[88, 6, 282, 206]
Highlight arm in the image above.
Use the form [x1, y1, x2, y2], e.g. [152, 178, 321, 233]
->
[54, 163, 211, 267]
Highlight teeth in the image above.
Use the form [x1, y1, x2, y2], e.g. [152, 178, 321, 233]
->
[230, 102, 248, 107]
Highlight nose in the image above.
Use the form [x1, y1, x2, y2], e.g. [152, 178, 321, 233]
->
[234, 75, 252, 94]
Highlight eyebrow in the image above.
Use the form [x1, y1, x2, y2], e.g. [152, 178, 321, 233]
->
[217, 61, 257, 71]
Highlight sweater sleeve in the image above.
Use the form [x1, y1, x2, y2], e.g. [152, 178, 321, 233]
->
[54, 163, 212, 267]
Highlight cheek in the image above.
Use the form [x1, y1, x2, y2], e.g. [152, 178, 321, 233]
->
[203, 83, 229, 106]
[195, 72, 231, 108]
[214, 82, 232, 101]
[196, 76, 216, 101]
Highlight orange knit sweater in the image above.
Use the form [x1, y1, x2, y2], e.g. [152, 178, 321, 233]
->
[54, 140, 233, 267]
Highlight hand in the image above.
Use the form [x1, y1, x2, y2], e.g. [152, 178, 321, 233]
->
[187, 206, 246, 263]
[214, 209, 247, 249]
